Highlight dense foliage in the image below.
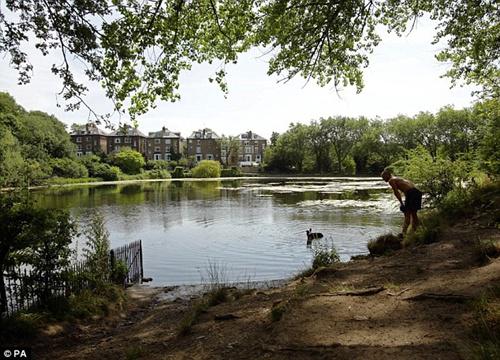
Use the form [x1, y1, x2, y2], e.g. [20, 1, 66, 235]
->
[109, 148, 146, 175]
[191, 160, 222, 178]
[1, 1, 497, 119]
[0, 92, 77, 186]
[265, 101, 499, 183]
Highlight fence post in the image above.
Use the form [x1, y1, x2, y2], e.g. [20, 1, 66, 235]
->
[109, 249, 115, 279]
[139, 240, 144, 283]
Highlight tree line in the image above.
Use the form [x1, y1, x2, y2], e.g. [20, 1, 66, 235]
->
[264, 100, 499, 180]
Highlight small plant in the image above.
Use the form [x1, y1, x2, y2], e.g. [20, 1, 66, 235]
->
[177, 300, 209, 336]
[125, 345, 145, 360]
[270, 302, 287, 322]
[111, 260, 128, 285]
[311, 243, 340, 269]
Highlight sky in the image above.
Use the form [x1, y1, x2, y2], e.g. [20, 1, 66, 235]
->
[0, 17, 477, 139]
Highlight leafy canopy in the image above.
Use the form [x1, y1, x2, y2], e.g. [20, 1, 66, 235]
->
[1, 1, 498, 120]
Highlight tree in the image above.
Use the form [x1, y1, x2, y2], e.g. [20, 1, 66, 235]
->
[218, 135, 240, 166]
[110, 148, 145, 174]
[1, 1, 497, 120]
[323, 116, 366, 173]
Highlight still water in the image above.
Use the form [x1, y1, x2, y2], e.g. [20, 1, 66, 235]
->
[32, 177, 401, 286]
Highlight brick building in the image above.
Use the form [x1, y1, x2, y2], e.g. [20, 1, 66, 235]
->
[107, 126, 147, 155]
[146, 127, 182, 161]
[186, 128, 221, 162]
[238, 131, 267, 164]
[70, 123, 109, 156]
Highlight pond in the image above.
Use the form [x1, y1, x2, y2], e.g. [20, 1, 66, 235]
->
[32, 177, 401, 286]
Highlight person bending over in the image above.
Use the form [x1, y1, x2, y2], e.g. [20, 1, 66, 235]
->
[381, 169, 422, 236]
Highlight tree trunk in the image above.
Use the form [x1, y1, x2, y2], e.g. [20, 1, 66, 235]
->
[0, 261, 7, 316]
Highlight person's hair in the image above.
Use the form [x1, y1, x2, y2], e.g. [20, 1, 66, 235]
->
[381, 168, 392, 178]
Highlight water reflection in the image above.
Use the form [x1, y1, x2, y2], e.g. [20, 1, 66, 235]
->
[31, 178, 399, 285]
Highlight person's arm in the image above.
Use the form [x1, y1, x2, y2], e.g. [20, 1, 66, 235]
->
[389, 180, 404, 205]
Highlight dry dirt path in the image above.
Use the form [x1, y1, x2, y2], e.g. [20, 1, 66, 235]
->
[35, 223, 499, 360]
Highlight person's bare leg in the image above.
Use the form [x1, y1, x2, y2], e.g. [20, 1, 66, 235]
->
[410, 211, 419, 232]
[402, 212, 410, 236]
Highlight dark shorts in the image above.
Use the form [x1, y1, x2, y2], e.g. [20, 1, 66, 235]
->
[405, 188, 422, 212]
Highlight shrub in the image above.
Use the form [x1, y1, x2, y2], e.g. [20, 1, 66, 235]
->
[474, 239, 500, 265]
[311, 244, 340, 269]
[111, 148, 145, 174]
[94, 163, 120, 181]
[403, 215, 442, 247]
[221, 167, 242, 177]
[146, 169, 171, 179]
[191, 160, 221, 178]
[51, 158, 88, 178]
[171, 166, 184, 178]
[367, 233, 402, 256]
[82, 211, 111, 288]
[111, 260, 128, 285]
[144, 160, 168, 171]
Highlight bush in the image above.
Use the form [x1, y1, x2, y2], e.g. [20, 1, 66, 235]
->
[144, 160, 168, 171]
[111, 260, 128, 285]
[191, 160, 221, 178]
[171, 166, 184, 178]
[403, 218, 441, 247]
[51, 158, 88, 178]
[311, 245, 340, 269]
[94, 163, 120, 181]
[367, 233, 402, 256]
[221, 167, 242, 177]
[111, 148, 145, 174]
[146, 169, 171, 179]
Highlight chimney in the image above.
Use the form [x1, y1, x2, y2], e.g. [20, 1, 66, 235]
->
[162, 126, 166, 132]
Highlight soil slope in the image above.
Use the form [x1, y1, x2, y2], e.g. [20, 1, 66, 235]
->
[34, 221, 499, 360]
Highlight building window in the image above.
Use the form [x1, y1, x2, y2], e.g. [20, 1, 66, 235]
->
[85, 137, 91, 142]
[165, 139, 171, 144]
[154, 147, 160, 152]
[165, 154, 171, 161]
[77, 145, 83, 150]
[262, 143, 266, 150]
[196, 154, 202, 161]
[256, 155, 262, 162]
[207, 154, 213, 160]
[76, 151, 83, 157]
[155, 139, 160, 144]
[124, 137, 131, 143]
[76, 137, 82, 143]
[133, 141, 137, 146]
[154, 154, 162, 160]
[165, 146, 171, 153]
[114, 145, 120, 151]
[94, 140, 97, 146]
[196, 146, 201, 153]
[244, 141, 249, 145]
[86, 144, 92, 150]
[245, 146, 252, 154]
[115, 138, 121, 144]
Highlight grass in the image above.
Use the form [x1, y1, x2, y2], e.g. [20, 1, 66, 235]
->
[0, 284, 126, 341]
[463, 286, 500, 359]
[367, 233, 402, 256]
[473, 238, 500, 265]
